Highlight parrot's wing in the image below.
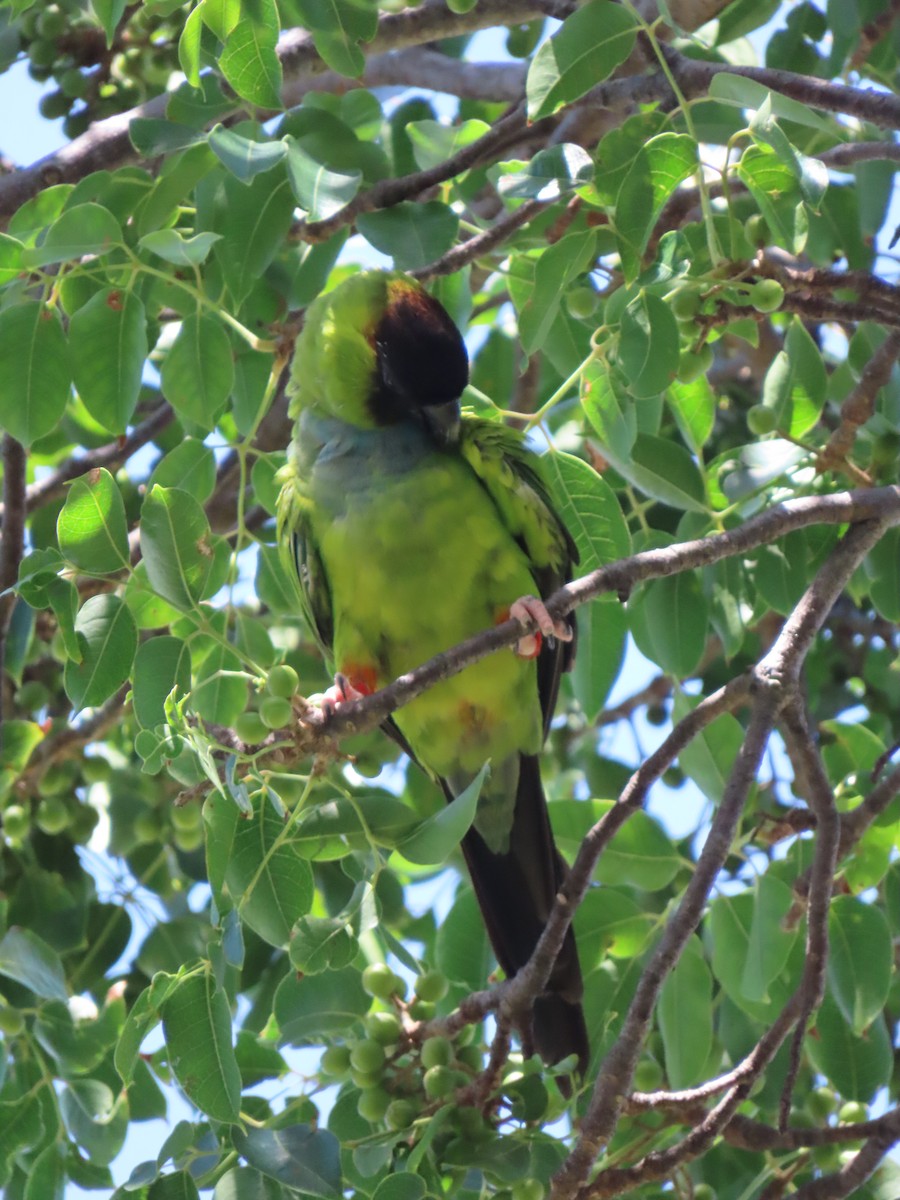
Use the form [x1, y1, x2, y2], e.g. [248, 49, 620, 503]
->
[459, 416, 579, 732]
[276, 459, 334, 663]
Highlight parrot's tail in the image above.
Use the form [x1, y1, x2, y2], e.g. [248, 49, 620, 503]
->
[458, 754, 589, 1079]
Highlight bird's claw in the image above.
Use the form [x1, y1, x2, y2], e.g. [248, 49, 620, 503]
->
[510, 595, 572, 659]
[312, 673, 366, 717]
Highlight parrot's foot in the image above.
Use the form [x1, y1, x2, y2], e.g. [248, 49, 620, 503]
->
[510, 596, 573, 659]
[316, 673, 367, 717]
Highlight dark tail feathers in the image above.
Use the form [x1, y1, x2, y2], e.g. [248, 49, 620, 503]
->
[458, 754, 588, 1078]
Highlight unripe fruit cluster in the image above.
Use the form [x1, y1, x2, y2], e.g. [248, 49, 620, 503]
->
[320, 965, 492, 1136]
[19, 0, 184, 136]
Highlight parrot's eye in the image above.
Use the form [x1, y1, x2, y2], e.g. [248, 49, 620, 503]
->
[369, 289, 469, 426]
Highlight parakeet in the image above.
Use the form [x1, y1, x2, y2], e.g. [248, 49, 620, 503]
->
[277, 269, 588, 1075]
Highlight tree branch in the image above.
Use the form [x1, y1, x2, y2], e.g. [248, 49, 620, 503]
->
[0, 434, 26, 731]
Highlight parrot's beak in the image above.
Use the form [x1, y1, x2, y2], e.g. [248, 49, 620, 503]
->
[423, 399, 461, 447]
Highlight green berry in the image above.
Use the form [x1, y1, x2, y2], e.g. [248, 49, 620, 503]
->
[350, 1039, 386, 1075]
[565, 285, 599, 321]
[839, 1101, 868, 1124]
[37, 6, 67, 37]
[28, 38, 58, 68]
[69, 804, 99, 845]
[171, 803, 201, 832]
[81, 756, 112, 784]
[134, 810, 163, 844]
[351, 1066, 384, 1090]
[408, 999, 435, 1021]
[692, 1187, 715, 1200]
[747, 404, 778, 435]
[744, 214, 769, 246]
[36, 797, 70, 835]
[807, 1086, 837, 1120]
[445, 0, 477, 10]
[512, 1182, 545, 1200]
[385, 1098, 417, 1130]
[266, 664, 299, 698]
[357, 1086, 391, 1122]
[174, 825, 203, 853]
[676, 343, 713, 384]
[633, 1058, 663, 1091]
[3, 805, 30, 840]
[414, 969, 448, 1003]
[671, 288, 701, 321]
[423, 1064, 455, 1100]
[365, 1011, 402, 1046]
[235, 711, 269, 744]
[748, 278, 785, 313]
[259, 696, 293, 730]
[362, 963, 398, 1000]
[59, 67, 88, 99]
[456, 1044, 483, 1072]
[0, 1005, 26, 1036]
[16, 680, 49, 712]
[871, 430, 900, 469]
[39, 89, 71, 120]
[320, 1045, 352, 1078]
[421, 1036, 453, 1069]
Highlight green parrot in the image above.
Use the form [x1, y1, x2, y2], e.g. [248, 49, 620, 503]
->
[277, 269, 588, 1074]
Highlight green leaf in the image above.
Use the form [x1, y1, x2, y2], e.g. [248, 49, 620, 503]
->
[219, 0, 283, 108]
[807, 993, 891, 1102]
[618, 292, 681, 399]
[0, 927, 68, 1001]
[177, 0, 203, 84]
[0, 231, 25, 284]
[828, 896, 892, 1035]
[658, 937, 712, 1088]
[672, 693, 746, 805]
[581, 360, 636, 461]
[161, 312, 234, 428]
[614, 433, 708, 513]
[289, 917, 357, 974]
[666, 373, 716, 453]
[64, 594, 137, 710]
[496, 143, 593, 202]
[357, 202, 458, 271]
[737, 144, 808, 254]
[201, 0, 241, 40]
[526, 0, 637, 119]
[161, 971, 241, 1122]
[555, 801, 680, 891]
[92, 0, 126, 44]
[60, 1079, 128, 1166]
[233, 1125, 342, 1197]
[740, 874, 797, 1003]
[574, 887, 654, 963]
[132, 636, 192, 730]
[274, 966, 369, 1043]
[139, 485, 216, 610]
[545, 451, 630, 717]
[129, 118, 205, 158]
[397, 764, 487, 865]
[0, 720, 43, 771]
[708, 891, 803, 1021]
[139, 229, 222, 266]
[209, 126, 287, 182]
[148, 1171, 201, 1200]
[517, 230, 596, 355]
[69, 288, 148, 433]
[750, 97, 828, 210]
[708, 74, 836, 134]
[213, 1166, 284, 1200]
[630, 569, 708, 677]
[615, 134, 697, 280]
[148, 439, 217, 504]
[25, 203, 122, 266]
[225, 802, 315, 946]
[284, 137, 361, 221]
[760, 318, 827, 437]
[214, 173, 297, 303]
[292, 0, 376, 76]
[0, 302, 71, 446]
[754, 531, 809, 616]
[57, 468, 130, 574]
[406, 119, 490, 172]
